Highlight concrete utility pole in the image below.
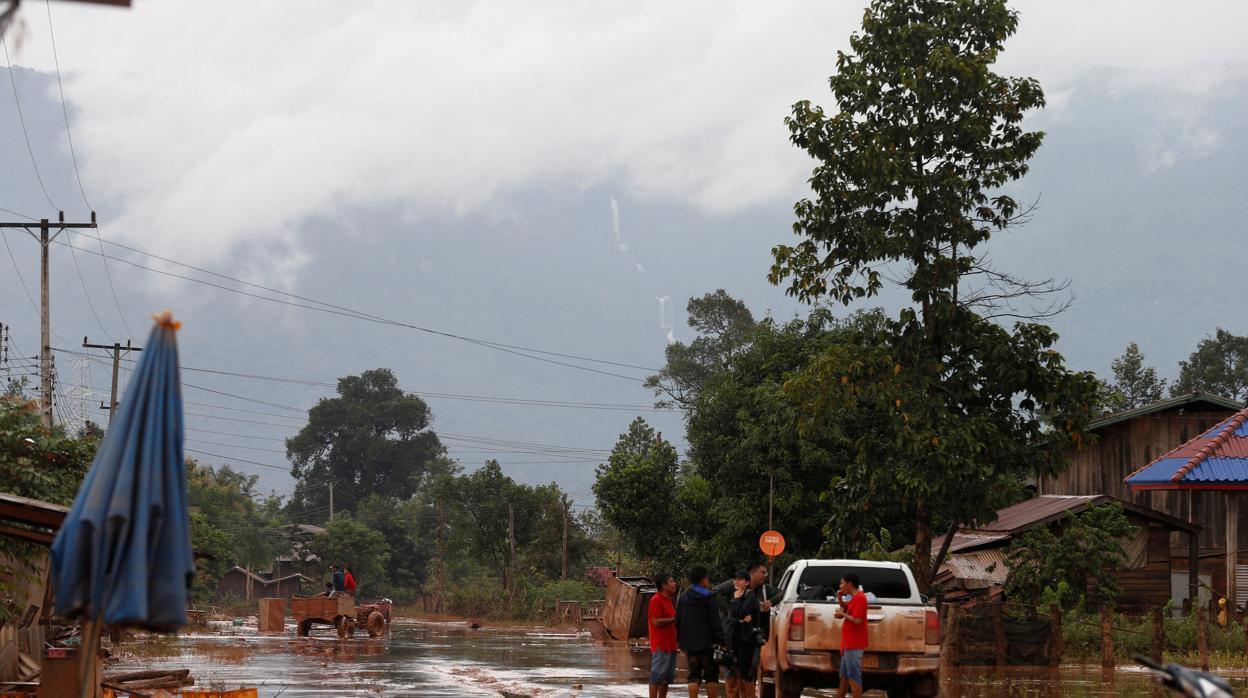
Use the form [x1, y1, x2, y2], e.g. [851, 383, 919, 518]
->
[329, 482, 334, 522]
[1, 213, 98, 427]
[561, 496, 570, 580]
[82, 337, 140, 426]
[508, 503, 517, 597]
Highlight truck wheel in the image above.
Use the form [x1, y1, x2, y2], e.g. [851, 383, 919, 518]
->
[885, 683, 909, 698]
[297, 620, 311, 637]
[336, 616, 350, 638]
[367, 611, 386, 638]
[777, 671, 803, 698]
[757, 671, 776, 698]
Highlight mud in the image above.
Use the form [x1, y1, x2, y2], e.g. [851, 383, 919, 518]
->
[107, 619, 1248, 696]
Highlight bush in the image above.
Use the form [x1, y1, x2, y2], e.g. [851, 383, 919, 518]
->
[1060, 606, 1248, 664]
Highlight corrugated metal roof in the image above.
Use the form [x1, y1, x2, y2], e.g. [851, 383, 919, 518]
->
[977, 495, 1106, 532]
[1126, 407, 1248, 488]
[939, 549, 1009, 586]
[1091, 393, 1243, 431]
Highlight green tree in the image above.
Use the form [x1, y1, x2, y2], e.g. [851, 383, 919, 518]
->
[645, 290, 757, 410]
[769, 0, 1100, 588]
[1005, 503, 1138, 610]
[287, 369, 445, 515]
[187, 460, 288, 573]
[1171, 328, 1248, 401]
[309, 516, 390, 591]
[1106, 343, 1166, 412]
[592, 418, 689, 570]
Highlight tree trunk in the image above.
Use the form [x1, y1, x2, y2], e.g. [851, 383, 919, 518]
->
[913, 494, 932, 591]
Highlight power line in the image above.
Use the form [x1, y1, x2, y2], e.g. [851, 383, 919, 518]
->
[43, 1, 133, 339]
[0, 34, 57, 209]
[58, 230, 657, 380]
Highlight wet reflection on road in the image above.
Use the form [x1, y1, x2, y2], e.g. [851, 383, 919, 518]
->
[108, 620, 1248, 697]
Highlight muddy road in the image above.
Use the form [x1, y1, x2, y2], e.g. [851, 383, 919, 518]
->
[109, 619, 1248, 696]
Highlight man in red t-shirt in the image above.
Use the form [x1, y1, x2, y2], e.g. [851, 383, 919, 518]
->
[648, 572, 679, 698]
[834, 571, 868, 698]
[343, 567, 357, 595]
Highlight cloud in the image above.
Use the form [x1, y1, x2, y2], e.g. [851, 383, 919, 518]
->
[6, 0, 1247, 267]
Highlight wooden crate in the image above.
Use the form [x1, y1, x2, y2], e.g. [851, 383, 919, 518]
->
[258, 598, 285, 632]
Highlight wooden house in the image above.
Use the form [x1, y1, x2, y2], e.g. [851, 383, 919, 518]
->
[1037, 393, 1243, 605]
[217, 566, 312, 601]
[935, 494, 1199, 612]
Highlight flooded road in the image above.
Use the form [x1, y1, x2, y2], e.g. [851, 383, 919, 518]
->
[109, 619, 1248, 697]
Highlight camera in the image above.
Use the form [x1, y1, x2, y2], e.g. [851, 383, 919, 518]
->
[713, 646, 736, 666]
[747, 626, 766, 646]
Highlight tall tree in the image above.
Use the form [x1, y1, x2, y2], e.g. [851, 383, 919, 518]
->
[287, 369, 444, 515]
[645, 290, 757, 410]
[769, 0, 1099, 588]
[1106, 343, 1166, 411]
[592, 418, 692, 570]
[1171, 328, 1248, 402]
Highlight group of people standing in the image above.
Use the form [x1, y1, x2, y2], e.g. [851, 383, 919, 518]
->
[646, 562, 779, 698]
[646, 565, 870, 698]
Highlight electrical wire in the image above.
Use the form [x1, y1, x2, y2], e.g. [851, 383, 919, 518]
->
[44, 1, 133, 338]
[59, 230, 657, 381]
[0, 34, 57, 209]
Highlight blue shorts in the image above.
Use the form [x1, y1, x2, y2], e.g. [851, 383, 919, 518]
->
[650, 650, 677, 685]
[840, 649, 863, 686]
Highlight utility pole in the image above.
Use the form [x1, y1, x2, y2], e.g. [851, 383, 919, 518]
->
[561, 496, 570, 581]
[329, 482, 334, 522]
[507, 503, 516, 600]
[82, 337, 140, 426]
[1, 212, 98, 427]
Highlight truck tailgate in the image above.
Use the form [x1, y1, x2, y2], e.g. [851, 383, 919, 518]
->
[800, 605, 928, 654]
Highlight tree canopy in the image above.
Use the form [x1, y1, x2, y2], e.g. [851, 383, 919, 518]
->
[287, 368, 446, 515]
[768, 0, 1100, 588]
[1171, 328, 1248, 402]
[645, 290, 757, 411]
[1106, 342, 1166, 412]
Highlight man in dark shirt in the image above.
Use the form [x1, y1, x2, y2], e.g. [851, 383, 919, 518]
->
[676, 566, 724, 698]
[331, 564, 345, 596]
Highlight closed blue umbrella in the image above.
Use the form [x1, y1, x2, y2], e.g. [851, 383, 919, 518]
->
[50, 311, 192, 639]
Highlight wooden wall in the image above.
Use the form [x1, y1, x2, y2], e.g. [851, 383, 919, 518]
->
[1040, 409, 1237, 551]
[1110, 525, 1173, 612]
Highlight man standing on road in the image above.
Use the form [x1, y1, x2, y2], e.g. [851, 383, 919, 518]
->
[648, 572, 679, 698]
[834, 572, 868, 698]
[677, 566, 724, 698]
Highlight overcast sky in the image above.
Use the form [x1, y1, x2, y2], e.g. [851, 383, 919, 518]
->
[2, 1, 1247, 499]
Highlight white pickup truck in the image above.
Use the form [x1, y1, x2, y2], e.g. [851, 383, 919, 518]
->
[758, 560, 941, 697]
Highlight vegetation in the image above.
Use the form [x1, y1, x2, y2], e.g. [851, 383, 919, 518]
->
[1105, 343, 1167, 412]
[1005, 503, 1138, 611]
[768, 0, 1101, 589]
[1171, 328, 1248, 401]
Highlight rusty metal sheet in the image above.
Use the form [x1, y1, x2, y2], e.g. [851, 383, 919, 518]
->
[939, 549, 1009, 586]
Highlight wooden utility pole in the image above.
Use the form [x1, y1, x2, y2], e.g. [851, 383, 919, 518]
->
[1228, 494, 1239, 613]
[1, 212, 98, 427]
[329, 482, 334, 522]
[507, 503, 517, 598]
[561, 496, 570, 580]
[82, 337, 140, 425]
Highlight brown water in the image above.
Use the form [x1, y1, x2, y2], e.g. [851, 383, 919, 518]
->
[107, 619, 1248, 697]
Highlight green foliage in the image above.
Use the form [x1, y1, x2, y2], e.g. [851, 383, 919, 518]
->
[1171, 328, 1248, 401]
[309, 516, 390, 592]
[1060, 607, 1248, 662]
[684, 307, 893, 575]
[592, 418, 687, 570]
[0, 397, 96, 621]
[1005, 503, 1138, 611]
[645, 290, 757, 409]
[1106, 343, 1166, 412]
[858, 528, 914, 566]
[766, 0, 1100, 588]
[287, 368, 447, 515]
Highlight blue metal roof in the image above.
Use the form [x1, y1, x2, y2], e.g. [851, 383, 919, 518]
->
[1126, 408, 1248, 488]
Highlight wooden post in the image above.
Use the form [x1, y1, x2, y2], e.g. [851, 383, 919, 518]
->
[1242, 616, 1248, 661]
[1197, 608, 1209, 671]
[1100, 607, 1114, 669]
[1049, 604, 1063, 668]
[1229, 494, 1239, 613]
[993, 602, 1006, 668]
[1151, 606, 1164, 664]
[1189, 529, 1200, 616]
[941, 604, 959, 670]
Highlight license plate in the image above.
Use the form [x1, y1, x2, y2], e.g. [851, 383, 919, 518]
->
[862, 654, 879, 669]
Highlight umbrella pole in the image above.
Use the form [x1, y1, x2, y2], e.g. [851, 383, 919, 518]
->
[77, 617, 100, 698]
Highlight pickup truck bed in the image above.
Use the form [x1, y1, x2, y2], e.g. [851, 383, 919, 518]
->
[760, 560, 941, 697]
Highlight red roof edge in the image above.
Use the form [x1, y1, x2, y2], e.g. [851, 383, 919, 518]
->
[1170, 408, 1248, 482]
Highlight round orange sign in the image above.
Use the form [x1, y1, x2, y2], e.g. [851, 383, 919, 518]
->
[759, 530, 786, 558]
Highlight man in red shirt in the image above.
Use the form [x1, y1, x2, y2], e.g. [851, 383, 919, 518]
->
[648, 572, 679, 698]
[343, 567, 357, 595]
[834, 572, 868, 698]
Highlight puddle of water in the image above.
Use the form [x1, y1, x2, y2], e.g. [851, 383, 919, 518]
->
[107, 620, 1248, 697]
